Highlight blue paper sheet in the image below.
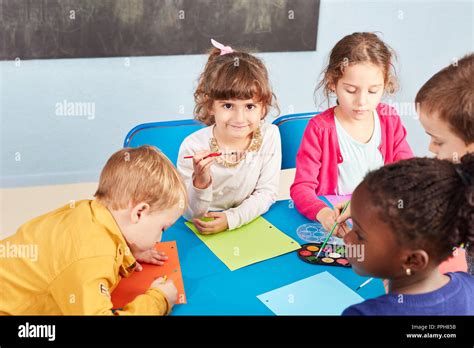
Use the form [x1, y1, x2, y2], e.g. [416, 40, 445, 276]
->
[257, 271, 364, 315]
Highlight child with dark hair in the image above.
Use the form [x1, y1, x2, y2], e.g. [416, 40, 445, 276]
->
[342, 154, 474, 315]
[177, 39, 281, 234]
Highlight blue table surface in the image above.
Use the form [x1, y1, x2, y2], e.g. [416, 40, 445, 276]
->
[162, 199, 385, 315]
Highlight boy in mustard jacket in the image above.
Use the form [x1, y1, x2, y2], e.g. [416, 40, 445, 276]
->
[0, 145, 187, 315]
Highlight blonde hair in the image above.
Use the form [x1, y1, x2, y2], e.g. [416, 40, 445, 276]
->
[194, 47, 279, 125]
[95, 146, 187, 212]
[316, 32, 398, 106]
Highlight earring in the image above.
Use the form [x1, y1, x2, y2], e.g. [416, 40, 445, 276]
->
[406, 268, 412, 276]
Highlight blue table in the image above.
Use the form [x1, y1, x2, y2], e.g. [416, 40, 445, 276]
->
[162, 199, 385, 315]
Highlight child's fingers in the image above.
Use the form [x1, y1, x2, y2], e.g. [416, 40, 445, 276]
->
[193, 151, 213, 163]
[197, 221, 219, 231]
[334, 223, 350, 238]
[335, 202, 351, 224]
[197, 225, 214, 234]
[149, 252, 168, 264]
[204, 211, 224, 219]
[200, 228, 219, 235]
[135, 262, 143, 272]
[333, 201, 346, 214]
[333, 226, 343, 238]
[193, 218, 207, 228]
[199, 216, 221, 228]
[193, 218, 212, 231]
[194, 160, 213, 177]
[197, 157, 214, 171]
[147, 258, 165, 266]
[150, 249, 168, 259]
[154, 255, 168, 262]
[322, 215, 336, 232]
[193, 219, 219, 234]
[203, 220, 220, 228]
[203, 158, 215, 169]
[333, 200, 348, 212]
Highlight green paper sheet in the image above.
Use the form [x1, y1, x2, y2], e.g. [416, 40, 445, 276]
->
[185, 217, 300, 271]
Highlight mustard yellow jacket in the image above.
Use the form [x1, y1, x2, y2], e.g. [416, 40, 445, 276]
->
[0, 200, 171, 315]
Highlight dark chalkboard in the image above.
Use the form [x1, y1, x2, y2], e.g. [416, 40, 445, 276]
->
[0, 0, 319, 60]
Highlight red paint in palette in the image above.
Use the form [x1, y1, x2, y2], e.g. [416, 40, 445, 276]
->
[299, 250, 312, 257]
[336, 258, 349, 266]
[296, 243, 351, 268]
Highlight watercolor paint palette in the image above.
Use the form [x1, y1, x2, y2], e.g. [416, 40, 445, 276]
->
[296, 222, 345, 245]
[297, 243, 351, 267]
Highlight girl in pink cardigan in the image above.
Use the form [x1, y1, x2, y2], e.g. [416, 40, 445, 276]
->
[290, 32, 413, 233]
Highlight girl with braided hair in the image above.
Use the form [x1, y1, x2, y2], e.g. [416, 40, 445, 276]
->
[342, 154, 473, 315]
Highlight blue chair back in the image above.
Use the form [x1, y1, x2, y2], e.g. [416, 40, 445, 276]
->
[124, 112, 319, 169]
[272, 112, 318, 169]
[123, 119, 205, 165]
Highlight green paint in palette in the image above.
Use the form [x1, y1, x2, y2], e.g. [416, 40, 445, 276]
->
[297, 243, 351, 267]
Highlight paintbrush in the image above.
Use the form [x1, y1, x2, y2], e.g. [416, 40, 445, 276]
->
[184, 152, 221, 160]
[183, 151, 237, 159]
[356, 277, 374, 291]
[316, 200, 351, 258]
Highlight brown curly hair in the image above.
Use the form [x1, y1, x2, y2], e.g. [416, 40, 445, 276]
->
[194, 46, 278, 125]
[362, 153, 474, 263]
[315, 32, 398, 106]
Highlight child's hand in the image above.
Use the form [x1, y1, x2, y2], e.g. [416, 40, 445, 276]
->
[134, 248, 169, 267]
[335, 200, 351, 225]
[317, 207, 337, 232]
[193, 212, 228, 235]
[316, 207, 350, 238]
[150, 277, 178, 306]
[334, 221, 351, 238]
[334, 200, 352, 238]
[192, 150, 215, 189]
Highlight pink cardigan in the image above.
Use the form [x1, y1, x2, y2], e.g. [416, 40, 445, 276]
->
[290, 103, 414, 220]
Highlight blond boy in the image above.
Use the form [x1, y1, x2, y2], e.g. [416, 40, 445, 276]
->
[0, 146, 187, 315]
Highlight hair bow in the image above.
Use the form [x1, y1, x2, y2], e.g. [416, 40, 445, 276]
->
[211, 39, 234, 55]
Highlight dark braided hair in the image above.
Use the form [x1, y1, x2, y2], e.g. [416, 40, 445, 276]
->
[363, 153, 474, 263]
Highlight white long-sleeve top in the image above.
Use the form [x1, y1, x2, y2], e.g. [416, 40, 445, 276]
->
[177, 122, 282, 230]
